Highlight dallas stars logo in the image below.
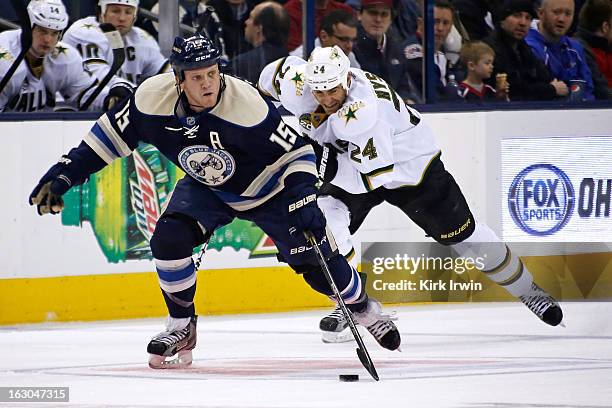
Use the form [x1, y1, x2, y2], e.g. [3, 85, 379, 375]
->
[291, 72, 303, 86]
[343, 106, 357, 123]
[0, 47, 13, 62]
[83, 23, 96, 29]
[290, 71, 305, 96]
[338, 101, 365, 124]
[53, 44, 68, 57]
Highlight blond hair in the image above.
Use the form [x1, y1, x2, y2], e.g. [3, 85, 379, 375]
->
[460, 41, 495, 66]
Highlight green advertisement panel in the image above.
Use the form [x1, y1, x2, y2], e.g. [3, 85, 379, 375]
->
[61, 144, 278, 263]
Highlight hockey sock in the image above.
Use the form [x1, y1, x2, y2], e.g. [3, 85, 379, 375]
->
[452, 222, 533, 298]
[155, 256, 197, 318]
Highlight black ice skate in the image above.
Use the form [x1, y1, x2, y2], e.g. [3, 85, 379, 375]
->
[353, 299, 401, 351]
[147, 315, 197, 369]
[519, 283, 564, 326]
[320, 305, 372, 343]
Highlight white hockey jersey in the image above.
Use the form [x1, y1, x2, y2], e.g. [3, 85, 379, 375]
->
[258, 56, 441, 194]
[0, 29, 113, 112]
[63, 16, 170, 85]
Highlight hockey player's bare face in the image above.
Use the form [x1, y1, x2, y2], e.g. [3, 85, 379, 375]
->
[103, 4, 136, 35]
[180, 65, 221, 112]
[29, 26, 61, 58]
[312, 85, 348, 114]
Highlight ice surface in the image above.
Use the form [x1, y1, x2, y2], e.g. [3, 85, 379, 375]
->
[1, 302, 611, 407]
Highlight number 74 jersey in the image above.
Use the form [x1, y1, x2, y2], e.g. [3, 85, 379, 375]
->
[258, 56, 441, 194]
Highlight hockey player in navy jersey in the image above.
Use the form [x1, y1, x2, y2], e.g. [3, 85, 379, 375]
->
[28, 34, 401, 368]
[259, 46, 564, 343]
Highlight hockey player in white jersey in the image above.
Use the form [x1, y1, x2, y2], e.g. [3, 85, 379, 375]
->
[0, 0, 132, 112]
[63, 0, 170, 86]
[259, 46, 564, 342]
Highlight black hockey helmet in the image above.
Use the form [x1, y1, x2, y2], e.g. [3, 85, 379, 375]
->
[169, 33, 221, 81]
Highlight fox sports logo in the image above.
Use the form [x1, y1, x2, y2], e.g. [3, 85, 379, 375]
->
[508, 163, 575, 236]
[179, 145, 235, 186]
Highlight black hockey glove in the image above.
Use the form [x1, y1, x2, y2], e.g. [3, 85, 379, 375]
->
[29, 156, 81, 215]
[317, 143, 338, 183]
[103, 83, 133, 111]
[286, 184, 327, 238]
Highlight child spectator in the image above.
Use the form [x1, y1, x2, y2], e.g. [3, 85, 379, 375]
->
[458, 41, 509, 102]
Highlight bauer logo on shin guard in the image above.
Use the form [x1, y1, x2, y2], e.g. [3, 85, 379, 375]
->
[508, 164, 574, 236]
[288, 194, 317, 212]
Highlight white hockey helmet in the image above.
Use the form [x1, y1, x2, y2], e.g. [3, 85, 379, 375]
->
[98, 0, 139, 15]
[27, 0, 69, 31]
[305, 46, 351, 91]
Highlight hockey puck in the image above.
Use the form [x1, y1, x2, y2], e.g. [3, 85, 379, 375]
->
[339, 374, 359, 382]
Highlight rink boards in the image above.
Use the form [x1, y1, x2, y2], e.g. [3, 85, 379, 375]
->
[1, 108, 612, 324]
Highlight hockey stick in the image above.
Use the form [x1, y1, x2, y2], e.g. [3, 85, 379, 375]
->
[304, 231, 379, 381]
[0, 0, 32, 95]
[78, 23, 126, 111]
[193, 235, 211, 270]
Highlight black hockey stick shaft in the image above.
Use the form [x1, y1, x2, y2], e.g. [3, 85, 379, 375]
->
[0, 0, 32, 95]
[304, 231, 379, 381]
[79, 23, 126, 111]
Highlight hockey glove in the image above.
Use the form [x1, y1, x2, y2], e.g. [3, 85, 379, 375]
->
[286, 184, 327, 238]
[317, 144, 339, 183]
[29, 156, 80, 215]
[103, 83, 133, 111]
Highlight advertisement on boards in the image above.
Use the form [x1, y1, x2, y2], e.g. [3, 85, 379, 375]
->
[502, 136, 612, 241]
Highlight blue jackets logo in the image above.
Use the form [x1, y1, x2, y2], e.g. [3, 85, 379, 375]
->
[508, 163, 575, 236]
[179, 145, 235, 186]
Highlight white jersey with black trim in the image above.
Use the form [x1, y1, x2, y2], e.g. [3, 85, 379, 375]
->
[259, 56, 441, 193]
[63, 16, 170, 85]
[0, 29, 113, 112]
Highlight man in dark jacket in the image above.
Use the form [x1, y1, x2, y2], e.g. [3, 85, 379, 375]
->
[231, 1, 289, 84]
[353, 0, 421, 102]
[482, 0, 568, 101]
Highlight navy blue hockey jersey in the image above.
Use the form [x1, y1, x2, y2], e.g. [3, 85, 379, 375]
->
[83, 72, 317, 211]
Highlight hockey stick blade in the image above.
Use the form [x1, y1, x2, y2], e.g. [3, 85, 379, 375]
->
[0, 0, 32, 95]
[304, 231, 379, 381]
[79, 23, 126, 111]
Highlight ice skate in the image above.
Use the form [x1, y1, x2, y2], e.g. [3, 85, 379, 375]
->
[147, 315, 197, 369]
[519, 283, 563, 326]
[353, 299, 401, 351]
[320, 305, 380, 343]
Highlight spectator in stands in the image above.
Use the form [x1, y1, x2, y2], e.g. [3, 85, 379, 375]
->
[0, 0, 131, 112]
[231, 1, 289, 83]
[574, 0, 612, 98]
[526, 0, 595, 101]
[483, 0, 568, 100]
[458, 41, 509, 102]
[63, 0, 169, 86]
[394, 0, 421, 41]
[290, 10, 361, 68]
[403, 0, 456, 99]
[354, 0, 422, 102]
[208, 0, 258, 59]
[284, 0, 355, 52]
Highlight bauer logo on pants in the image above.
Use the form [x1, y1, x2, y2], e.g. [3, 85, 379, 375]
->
[179, 145, 235, 186]
[508, 163, 575, 236]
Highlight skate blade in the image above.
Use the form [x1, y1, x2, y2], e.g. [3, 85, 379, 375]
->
[321, 326, 366, 343]
[148, 350, 193, 369]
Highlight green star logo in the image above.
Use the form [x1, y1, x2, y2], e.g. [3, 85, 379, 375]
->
[83, 23, 96, 29]
[290, 72, 303, 85]
[343, 106, 358, 123]
[55, 45, 68, 55]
